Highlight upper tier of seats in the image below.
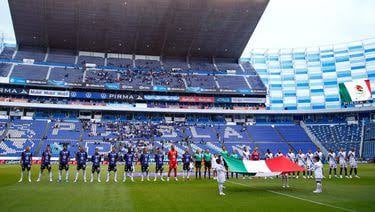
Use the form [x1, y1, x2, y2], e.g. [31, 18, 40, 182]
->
[0, 47, 265, 94]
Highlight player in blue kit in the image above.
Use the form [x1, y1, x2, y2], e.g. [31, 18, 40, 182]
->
[90, 148, 102, 183]
[74, 146, 88, 183]
[106, 147, 119, 182]
[154, 147, 165, 181]
[123, 148, 135, 182]
[182, 148, 192, 180]
[58, 144, 70, 182]
[37, 145, 52, 182]
[139, 148, 151, 181]
[18, 146, 32, 182]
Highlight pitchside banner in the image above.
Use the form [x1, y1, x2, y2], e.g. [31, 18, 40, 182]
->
[70, 91, 143, 101]
[0, 87, 28, 95]
[179, 96, 214, 103]
[144, 95, 179, 101]
[9, 77, 26, 85]
[29, 89, 70, 97]
[215, 97, 231, 103]
[231, 97, 266, 103]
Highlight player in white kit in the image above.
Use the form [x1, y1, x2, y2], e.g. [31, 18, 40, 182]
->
[215, 158, 227, 196]
[312, 155, 323, 193]
[264, 149, 273, 179]
[275, 149, 283, 157]
[296, 150, 306, 179]
[242, 146, 250, 179]
[287, 149, 296, 177]
[338, 148, 349, 178]
[305, 150, 314, 179]
[348, 148, 360, 178]
[327, 149, 338, 179]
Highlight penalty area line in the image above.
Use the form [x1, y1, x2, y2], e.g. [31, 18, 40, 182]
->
[227, 181, 355, 212]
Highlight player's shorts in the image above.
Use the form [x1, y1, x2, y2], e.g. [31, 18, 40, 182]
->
[349, 161, 357, 168]
[92, 165, 100, 173]
[77, 164, 86, 170]
[108, 164, 117, 172]
[329, 162, 337, 169]
[204, 161, 212, 169]
[195, 161, 202, 169]
[21, 163, 31, 171]
[169, 161, 177, 169]
[141, 165, 149, 172]
[125, 164, 133, 172]
[155, 164, 163, 172]
[59, 163, 69, 171]
[183, 163, 190, 171]
[339, 161, 347, 168]
[41, 163, 51, 171]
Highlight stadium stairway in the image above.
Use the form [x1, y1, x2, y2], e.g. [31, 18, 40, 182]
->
[189, 143, 201, 152]
[1, 121, 10, 139]
[270, 127, 297, 152]
[300, 121, 328, 156]
[206, 141, 222, 153]
[33, 122, 50, 156]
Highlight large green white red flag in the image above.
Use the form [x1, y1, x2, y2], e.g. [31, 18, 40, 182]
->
[339, 79, 372, 102]
[222, 155, 305, 177]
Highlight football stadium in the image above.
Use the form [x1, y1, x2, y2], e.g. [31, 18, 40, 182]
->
[0, 0, 375, 211]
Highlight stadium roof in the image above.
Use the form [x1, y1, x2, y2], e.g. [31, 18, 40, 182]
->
[8, 0, 269, 59]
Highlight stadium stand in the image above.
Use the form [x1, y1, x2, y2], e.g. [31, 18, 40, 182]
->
[190, 57, 216, 72]
[48, 67, 84, 84]
[11, 65, 49, 81]
[0, 63, 12, 77]
[46, 49, 76, 65]
[307, 123, 362, 154]
[0, 47, 15, 59]
[363, 122, 375, 159]
[14, 46, 46, 62]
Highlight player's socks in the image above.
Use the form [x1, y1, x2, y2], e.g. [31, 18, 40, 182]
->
[122, 172, 126, 182]
[175, 177, 178, 181]
[28, 171, 31, 182]
[98, 176, 101, 183]
[83, 170, 87, 182]
[74, 172, 79, 182]
[167, 177, 170, 181]
[90, 173, 94, 182]
[18, 171, 23, 182]
[65, 171, 69, 182]
[37, 171, 42, 182]
[106, 172, 110, 182]
[49, 171, 52, 182]
[58, 171, 62, 182]
[114, 172, 118, 182]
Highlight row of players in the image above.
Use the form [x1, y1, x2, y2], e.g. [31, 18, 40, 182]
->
[273, 147, 360, 179]
[18, 144, 224, 183]
[18, 144, 359, 183]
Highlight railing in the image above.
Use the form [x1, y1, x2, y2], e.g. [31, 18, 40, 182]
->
[300, 121, 328, 156]
[360, 119, 365, 158]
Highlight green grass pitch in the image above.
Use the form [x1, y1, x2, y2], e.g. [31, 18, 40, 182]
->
[0, 164, 374, 212]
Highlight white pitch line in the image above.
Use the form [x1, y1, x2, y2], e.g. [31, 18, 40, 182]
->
[228, 181, 356, 212]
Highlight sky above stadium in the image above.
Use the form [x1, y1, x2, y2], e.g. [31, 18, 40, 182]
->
[1, 0, 375, 56]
